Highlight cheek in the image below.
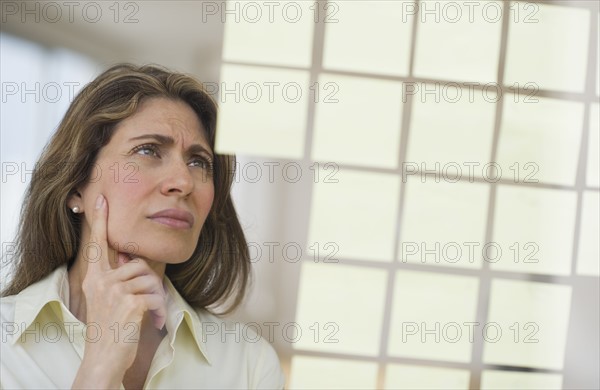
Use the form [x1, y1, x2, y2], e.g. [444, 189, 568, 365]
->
[201, 184, 215, 214]
[100, 165, 147, 205]
[105, 190, 145, 252]
[207, 184, 216, 206]
[193, 183, 215, 233]
[105, 181, 150, 224]
[97, 173, 152, 239]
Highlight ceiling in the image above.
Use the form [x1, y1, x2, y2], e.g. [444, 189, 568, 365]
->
[1, 1, 225, 81]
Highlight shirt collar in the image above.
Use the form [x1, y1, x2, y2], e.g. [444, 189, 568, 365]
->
[162, 276, 212, 364]
[12, 263, 71, 344]
[11, 264, 212, 364]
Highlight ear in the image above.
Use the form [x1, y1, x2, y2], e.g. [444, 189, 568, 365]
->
[67, 190, 84, 213]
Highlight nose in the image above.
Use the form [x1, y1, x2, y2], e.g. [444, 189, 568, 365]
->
[160, 158, 194, 197]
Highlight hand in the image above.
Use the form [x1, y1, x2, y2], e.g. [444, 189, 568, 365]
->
[72, 194, 167, 389]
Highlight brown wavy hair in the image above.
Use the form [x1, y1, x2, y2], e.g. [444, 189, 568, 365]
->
[1, 63, 250, 314]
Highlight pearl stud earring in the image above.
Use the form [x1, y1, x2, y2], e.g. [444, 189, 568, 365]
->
[72, 206, 80, 213]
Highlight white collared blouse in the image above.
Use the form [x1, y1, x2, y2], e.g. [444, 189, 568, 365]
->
[0, 264, 285, 389]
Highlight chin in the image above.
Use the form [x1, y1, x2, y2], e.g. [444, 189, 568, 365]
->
[140, 246, 196, 264]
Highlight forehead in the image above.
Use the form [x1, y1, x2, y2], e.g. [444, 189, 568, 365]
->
[111, 97, 210, 147]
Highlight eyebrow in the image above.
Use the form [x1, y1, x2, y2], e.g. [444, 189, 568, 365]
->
[128, 133, 214, 159]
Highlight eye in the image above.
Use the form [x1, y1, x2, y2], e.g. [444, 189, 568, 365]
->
[189, 156, 214, 171]
[132, 143, 160, 157]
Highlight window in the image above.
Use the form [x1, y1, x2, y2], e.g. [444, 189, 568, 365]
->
[0, 33, 99, 283]
[215, 1, 600, 388]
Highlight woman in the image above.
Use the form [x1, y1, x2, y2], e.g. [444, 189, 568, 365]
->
[0, 64, 284, 389]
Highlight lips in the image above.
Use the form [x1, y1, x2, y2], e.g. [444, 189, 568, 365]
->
[148, 208, 195, 229]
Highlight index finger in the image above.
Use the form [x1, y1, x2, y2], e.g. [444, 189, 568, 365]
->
[85, 194, 111, 273]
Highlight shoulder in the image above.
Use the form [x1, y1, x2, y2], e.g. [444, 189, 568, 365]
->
[194, 309, 286, 389]
[1, 295, 18, 371]
[0, 295, 17, 324]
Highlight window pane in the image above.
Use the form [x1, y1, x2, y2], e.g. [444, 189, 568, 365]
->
[413, 1, 502, 83]
[308, 168, 401, 262]
[407, 83, 497, 178]
[384, 364, 470, 390]
[504, 2, 590, 93]
[294, 262, 388, 356]
[215, 64, 310, 159]
[222, 1, 314, 67]
[492, 186, 577, 276]
[483, 279, 572, 370]
[312, 74, 403, 169]
[388, 270, 479, 362]
[289, 356, 378, 389]
[481, 370, 562, 390]
[587, 103, 599, 188]
[399, 180, 489, 269]
[577, 191, 600, 276]
[323, 1, 413, 76]
[497, 97, 584, 186]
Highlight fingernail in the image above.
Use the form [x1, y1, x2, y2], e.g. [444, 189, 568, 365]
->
[95, 194, 104, 209]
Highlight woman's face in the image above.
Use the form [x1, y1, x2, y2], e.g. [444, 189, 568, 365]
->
[71, 97, 215, 264]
